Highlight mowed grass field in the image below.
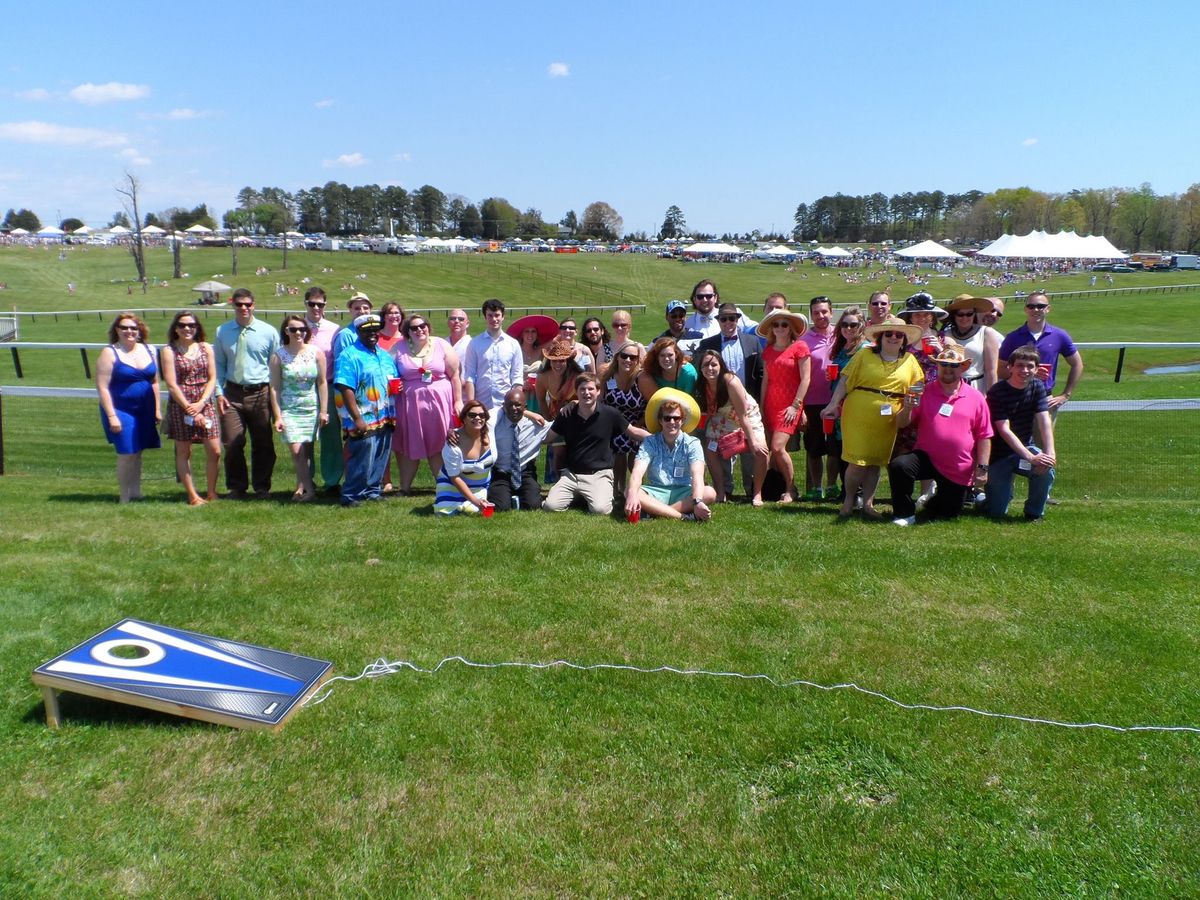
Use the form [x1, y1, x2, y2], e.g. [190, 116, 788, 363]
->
[1, 245, 1199, 895]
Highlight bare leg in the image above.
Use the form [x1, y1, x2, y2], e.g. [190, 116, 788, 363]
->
[175, 441, 203, 504]
[398, 454, 420, 493]
[751, 451, 768, 506]
[204, 437, 222, 500]
[636, 485, 717, 520]
[860, 466, 883, 518]
[116, 454, 139, 503]
[825, 454, 840, 493]
[770, 431, 795, 502]
[424, 454, 443, 491]
[841, 463, 868, 516]
[703, 448, 727, 502]
[288, 441, 308, 497]
[805, 452, 822, 493]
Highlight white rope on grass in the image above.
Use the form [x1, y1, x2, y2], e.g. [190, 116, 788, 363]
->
[303, 655, 1200, 735]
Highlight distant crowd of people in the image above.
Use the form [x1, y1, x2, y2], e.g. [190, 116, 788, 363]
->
[96, 279, 1081, 524]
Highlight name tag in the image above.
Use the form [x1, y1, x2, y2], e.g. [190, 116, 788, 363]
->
[673, 465, 686, 479]
[1018, 458, 1032, 472]
[938, 403, 954, 417]
[880, 404, 893, 417]
[707, 440, 718, 452]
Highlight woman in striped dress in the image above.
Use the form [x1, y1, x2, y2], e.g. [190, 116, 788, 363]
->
[434, 399, 496, 515]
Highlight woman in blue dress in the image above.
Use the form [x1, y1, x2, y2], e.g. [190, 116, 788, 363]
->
[96, 313, 161, 502]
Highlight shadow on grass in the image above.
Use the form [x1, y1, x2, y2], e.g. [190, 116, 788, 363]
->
[21, 692, 218, 731]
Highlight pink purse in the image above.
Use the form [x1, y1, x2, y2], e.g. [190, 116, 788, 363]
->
[717, 429, 748, 459]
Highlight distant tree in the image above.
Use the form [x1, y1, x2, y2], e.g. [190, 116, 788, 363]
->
[251, 202, 292, 234]
[581, 201, 622, 241]
[3, 208, 42, 231]
[445, 197, 467, 235]
[1173, 183, 1200, 253]
[480, 197, 519, 240]
[1114, 183, 1157, 251]
[108, 211, 131, 229]
[143, 212, 165, 229]
[115, 172, 148, 293]
[60, 217, 85, 233]
[236, 186, 262, 209]
[517, 207, 545, 238]
[659, 205, 687, 239]
[382, 185, 411, 234]
[412, 184, 448, 235]
[559, 209, 578, 234]
[459, 203, 483, 238]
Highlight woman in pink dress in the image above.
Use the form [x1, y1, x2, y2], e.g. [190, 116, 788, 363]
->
[757, 309, 812, 504]
[391, 313, 463, 494]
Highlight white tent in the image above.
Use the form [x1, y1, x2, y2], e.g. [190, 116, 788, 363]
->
[141, 224, 166, 235]
[978, 229, 1126, 259]
[814, 246, 852, 257]
[894, 239, 965, 259]
[681, 241, 744, 255]
[9, 227, 29, 235]
[72, 225, 91, 235]
[285, 230, 304, 238]
[185, 223, 213, 234]
[192, 280, 232, 293]
[761, 244, 798, 257]
[37, 225, 65, 236]
[109, 225, 131, 235]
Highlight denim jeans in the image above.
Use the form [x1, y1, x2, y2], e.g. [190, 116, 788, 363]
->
[341, 425, 393, 504]
[984, 445, 1055, 519]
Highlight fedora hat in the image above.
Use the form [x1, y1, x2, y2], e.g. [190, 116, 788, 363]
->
[541, 337, 576, 361]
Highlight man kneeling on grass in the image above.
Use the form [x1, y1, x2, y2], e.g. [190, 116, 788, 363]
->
[624, 392, 716, 523]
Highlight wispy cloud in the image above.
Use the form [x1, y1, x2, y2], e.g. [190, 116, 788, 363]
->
[547, 62, 570, 78]
[15, 87, 52, 101]
[68, 81, 150, 105]
[323, 152, 367, 168]
[118, 147, 152, 166]
[314, 98, 335, 109]
[140, 107, 211, 121]
[0, 120, 128, 148]
[393, 152, 412, 162]
[1022, 137, 1038, 147]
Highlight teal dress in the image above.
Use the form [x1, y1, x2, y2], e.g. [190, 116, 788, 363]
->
[276, 345, 320, 442]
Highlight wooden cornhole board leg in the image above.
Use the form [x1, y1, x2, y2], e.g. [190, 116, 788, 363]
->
[41, 685, 61, 728]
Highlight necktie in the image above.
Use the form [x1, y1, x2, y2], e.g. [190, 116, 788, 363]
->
[510, 419, 523, 499]
[232, 327, 249, 385]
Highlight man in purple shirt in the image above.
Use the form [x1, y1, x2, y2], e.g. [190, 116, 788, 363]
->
[997, 291, 1083, 423]
[799, 295, 838, 500]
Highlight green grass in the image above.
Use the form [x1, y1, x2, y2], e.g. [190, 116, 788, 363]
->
[1, 247, 1200, 895]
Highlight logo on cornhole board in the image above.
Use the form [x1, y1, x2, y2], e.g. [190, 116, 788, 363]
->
[32, 619, 332, 731]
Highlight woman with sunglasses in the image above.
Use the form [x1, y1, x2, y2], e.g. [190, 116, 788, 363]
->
[822, 316, 923, 519]
[96, 313, 161, 503]
[434, 399, 495, 515]
[391, 313, 463, 495]
[692, 348, 768, 505]
[269, 315, 328, 502]
[825, 306, 869, 499]
[162, 311, 221, 505]
[603, 340, 647, 499]
[757, 309, 812, 504]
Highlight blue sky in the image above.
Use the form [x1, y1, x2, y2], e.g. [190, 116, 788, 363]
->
[3, 1, 1196, 235]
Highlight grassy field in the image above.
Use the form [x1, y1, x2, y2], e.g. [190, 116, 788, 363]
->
[1, 246, 1199, 895]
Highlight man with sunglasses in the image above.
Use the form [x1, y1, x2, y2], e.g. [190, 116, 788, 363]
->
[683, 280, 756, 352]
[446, 308, 471, 357]
[213, 288, 280, 498]
[332, 313, 399, 506]
[866, 291, 892, 327]
[303, 286, 343, 492]
[997, 291, 1083, 419]
[888, 343, 993, 525]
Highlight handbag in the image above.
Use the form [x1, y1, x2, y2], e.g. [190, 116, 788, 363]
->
[717, 428, 748, 459]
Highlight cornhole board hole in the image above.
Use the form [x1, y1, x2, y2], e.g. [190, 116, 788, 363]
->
[32, 619, 332, 732]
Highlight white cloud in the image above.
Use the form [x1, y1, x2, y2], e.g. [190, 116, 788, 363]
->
[166, 107, 208, 120]
[314, 99, 335, 109]
[323, 152, 367, 168]
[118, 147, 152, 166]
[1022, 137, 1038, 147]
[547, 62, 570, 78]
[0, 120, 128, 148]
[68, 81, 151, 105]
[15, 88, 52, 101]
[393, 152, 412, 162]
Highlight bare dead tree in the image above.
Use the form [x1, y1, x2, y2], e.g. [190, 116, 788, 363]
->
[116, 172, 148, 294]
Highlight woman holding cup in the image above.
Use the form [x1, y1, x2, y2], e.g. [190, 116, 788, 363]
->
[757, 309, 812, 504]
[391, 313, 462, 494]
[162, 311, 221, 505]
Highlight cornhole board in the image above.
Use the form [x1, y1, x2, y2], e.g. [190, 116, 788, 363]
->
[32, 618, 332, 732]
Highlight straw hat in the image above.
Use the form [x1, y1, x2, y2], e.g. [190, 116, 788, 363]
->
[507, 314, 560, 345]
[946, 293, 993, 314]
[932, 341, 970, 366]
[645, 387, 702, 434]
[863, 316, 922, 345]
[754, 308, 809, 339]
[541, 337, 576, 361]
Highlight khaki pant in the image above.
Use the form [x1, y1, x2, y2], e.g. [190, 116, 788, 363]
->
[542, 469, 614, 515]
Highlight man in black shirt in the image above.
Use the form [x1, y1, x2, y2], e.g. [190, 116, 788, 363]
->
[984, 344, 1057, 521]
[542, 373, 650, 515]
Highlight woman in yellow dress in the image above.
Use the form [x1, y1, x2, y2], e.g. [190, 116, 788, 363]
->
[822, 316, 923, 519]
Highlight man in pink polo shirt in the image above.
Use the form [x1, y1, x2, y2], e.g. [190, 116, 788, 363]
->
[798, 295, 838, 500]
[888, 342, 992, 525]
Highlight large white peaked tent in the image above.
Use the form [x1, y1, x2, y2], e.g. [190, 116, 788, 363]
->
[682, 241, 744, 255]
[894, 239, 965, 259]
[978, 229, 1126, 259]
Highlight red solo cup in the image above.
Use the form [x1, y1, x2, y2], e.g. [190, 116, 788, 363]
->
[1036, 363, 1052, 380]
[822, 417, 835, 436]
[387, 377, 402, 396]
[922, 337, 938, 356]
[627, 508, 640, 524]
[525, 374, 536, 392]
[481, 503, 494, 518]
[825, 363, 839, 382]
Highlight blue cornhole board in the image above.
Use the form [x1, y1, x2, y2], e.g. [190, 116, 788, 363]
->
[32, 618, 332, 732]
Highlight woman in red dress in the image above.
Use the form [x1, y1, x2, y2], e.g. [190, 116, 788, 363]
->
[757, 309, 811, 504]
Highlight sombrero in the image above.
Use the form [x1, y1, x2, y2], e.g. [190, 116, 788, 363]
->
[645, 387, 702, 434]
[507, 314, 560, 345]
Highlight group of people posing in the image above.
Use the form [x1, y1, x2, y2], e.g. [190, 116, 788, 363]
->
[96, 277, 1081, 524]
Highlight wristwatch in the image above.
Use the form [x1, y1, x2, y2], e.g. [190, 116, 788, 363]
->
[976, 463, 990, 473]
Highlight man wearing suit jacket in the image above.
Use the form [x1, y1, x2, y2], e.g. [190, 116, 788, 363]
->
[696, 303, 764, 499]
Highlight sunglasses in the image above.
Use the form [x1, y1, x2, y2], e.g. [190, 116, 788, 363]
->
[233, 301, 254, 308]
[464, 411, 487, 420]
[408, 322, 429, 331]
[585, 326, 603, 332]
[117, 324, 140, 331]
[870, 301, 890, 307]
[177, 322, 197, 329]
[938, 362, 963, 369]
[612, 322, 630, 329]
[841, 321, 862, 328]
[718, 315, 739, 323]
[881, 331, 906, 339]
[954, 310, 976, 317]
[447, 315, 466, 322]
[618, 352, 639, 361]
[660, 415, 682, 422]
[772, 322, 792, 329]
[306, 301, 326, 308]
[286, 326, 308, 334]
[694, 292, 716, 300]
[1026, 304, 1048, 310]
[560, 324, 577, 331]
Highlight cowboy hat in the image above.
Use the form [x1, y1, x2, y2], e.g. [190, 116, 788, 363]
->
[754, 308, 809, 339]
[645, 387, 702, 434]
[507, 314, 560, 345]
[932, 341, 970, 366]
[863, 316, 923, 345]
[541, 337, 576, 361]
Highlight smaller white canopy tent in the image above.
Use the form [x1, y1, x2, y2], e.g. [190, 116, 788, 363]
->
[814, 246, 852, 257]
[185, 223, 213, 234]
[141, 225, 167, 235]
[72, 225, 91, 235]
[284, 230, 304, 238]
[681, 241, 744, 254]
[109, 225, 131, 235]
[37, 226, 65, 236]
[758, 244, 798, 258]
[894, 239, 965, 259]
[9, 227, 29, 235]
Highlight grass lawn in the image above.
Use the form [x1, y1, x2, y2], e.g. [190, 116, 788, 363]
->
[1, 246, 1199, 895]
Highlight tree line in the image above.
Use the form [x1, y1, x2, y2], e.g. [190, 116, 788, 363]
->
[792, 183, 1200, 253]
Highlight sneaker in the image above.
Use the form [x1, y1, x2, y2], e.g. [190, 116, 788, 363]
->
[893, 515, 916, 527]
[802, 488, 822, 502]
[854, 496, 864, 511]
[915, 491, 934, 512]
[341, 499, 362, 508]
[1023, 514, 1044, 524]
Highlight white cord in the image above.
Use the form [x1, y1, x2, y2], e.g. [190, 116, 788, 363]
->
[303, 655, 1200, 734]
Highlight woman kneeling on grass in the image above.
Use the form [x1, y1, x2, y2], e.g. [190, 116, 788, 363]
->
[624, 391, 716, 523]
[434, 399, 495, 515]
[162, 311, 221, 505]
